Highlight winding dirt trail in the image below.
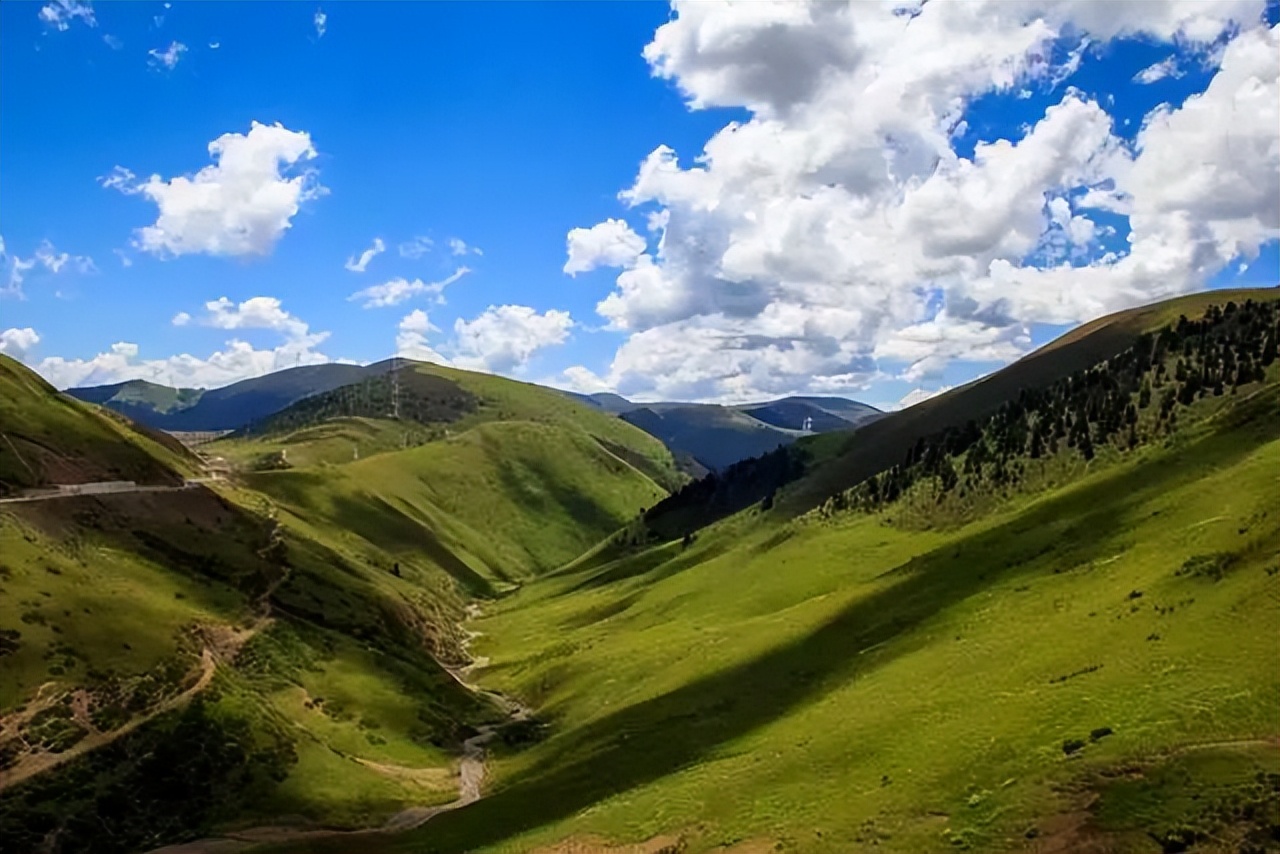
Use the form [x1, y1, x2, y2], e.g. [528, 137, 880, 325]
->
[0, 521, 285, 794]
[145, 604, 530, 854]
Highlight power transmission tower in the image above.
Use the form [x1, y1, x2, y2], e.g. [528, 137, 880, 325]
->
[391, 357, 402, 420]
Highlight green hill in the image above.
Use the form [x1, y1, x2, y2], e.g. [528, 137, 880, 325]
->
[4, 290, 1278, 854]
[357, 288, 1279, 854]
[0, 354, 194, 495]
[0, 355, 681, 853]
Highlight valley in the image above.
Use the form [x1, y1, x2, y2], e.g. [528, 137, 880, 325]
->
[0, 289, 1277, 854]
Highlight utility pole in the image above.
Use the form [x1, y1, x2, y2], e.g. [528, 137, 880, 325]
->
[391, 357, 402, 420]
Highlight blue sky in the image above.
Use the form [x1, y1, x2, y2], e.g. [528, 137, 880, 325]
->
[1, 1, 1277, 408]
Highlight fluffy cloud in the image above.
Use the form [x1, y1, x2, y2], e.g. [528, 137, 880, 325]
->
[565, 0, 1273, 401]
[28, 338, 337, 390]
[194, 295, 321, 345]
[348, 267, 470, 308]
[394, 305, 572, 373]
[100, 121, 324, 258]
[148, 41, 187, 70]
[564, 218, 647, 275]
[38, 0, 95, 31]
[451, 305, 573, 373]
[897, 385, 953, 410]
[13, 297, 339, 389]
[345, 237, 385, 272]
[314, 8, 327, 39]
[0, 328, 41, 361]
[395, 310, 450, 365]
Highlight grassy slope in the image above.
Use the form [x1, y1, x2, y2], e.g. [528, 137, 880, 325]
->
[388, 376, 1280, 854]
[0, 354, 195, 494]
[351, 292, 1280, 854]
[0, 355, 500, 850]
[1, 354, 684, 852]
[788, 286, 1279, 514]
[243, 420, 670, 592]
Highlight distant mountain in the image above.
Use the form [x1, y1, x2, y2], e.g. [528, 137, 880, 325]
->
[567, 391, 882, 471]
[67, 363, 386, 431]
[68, 366, 880, 473]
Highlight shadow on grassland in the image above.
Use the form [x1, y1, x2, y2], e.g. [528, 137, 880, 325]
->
[383, 403, 1278, 853]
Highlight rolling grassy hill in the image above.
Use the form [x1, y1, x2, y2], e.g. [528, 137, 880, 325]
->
[0, 358, 495, 850]
[0, 355, 682, 853]
[296, 288, 1279, 854]
[5, 290, 1278, 854]
[0, 354, 195, 495]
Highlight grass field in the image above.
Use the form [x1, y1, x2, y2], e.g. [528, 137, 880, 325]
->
[243, 420, 671, 589]
[4, 292, 1278, 854]
[370, 352, 1280, 853]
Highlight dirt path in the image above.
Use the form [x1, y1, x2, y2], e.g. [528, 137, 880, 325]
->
[0, 648, 218, 792]
[146, 604, 530, 854]
[0, 520, 283, 794]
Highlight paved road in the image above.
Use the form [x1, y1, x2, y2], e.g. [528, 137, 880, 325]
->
[0, 477, 222, 505]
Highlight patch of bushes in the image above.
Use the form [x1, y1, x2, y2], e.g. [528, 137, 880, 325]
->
[1176, 552, 1237, 581]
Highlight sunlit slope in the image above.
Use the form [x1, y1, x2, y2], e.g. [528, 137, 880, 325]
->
[788, 286, 1280, 514]
[638, 287, 1280, 541]
[244, 419, 671, 590]
[216, 359, 685, 487]
[381, 295, 1280, 854]
[0, 353, 194, 494]
[0, 355, 496, 852]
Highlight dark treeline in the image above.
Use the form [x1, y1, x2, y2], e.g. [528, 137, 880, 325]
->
[642, 443, 808, 540]
[824, 299, 1278, 518]
[235, 370, 478, 438]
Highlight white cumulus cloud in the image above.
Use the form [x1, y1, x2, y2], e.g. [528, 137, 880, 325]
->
[13, 298, 341, 389]
[0, 328, 41, 361]
[564, 218, 647, 275]
[314, 8, 327, 39]
[448, 237, 482, 256]
[1134, 55, 1184, 84]
[395, 309, 450, 365]
[2, 239, 95, 298]
[567, 0, 1274, 402]
[100, 121, 324, 258]
[451, 305, 574, 373]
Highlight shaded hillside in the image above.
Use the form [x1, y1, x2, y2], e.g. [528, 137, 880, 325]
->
[639, 287, 1280, 540]
[67, 363, 379, 431]
[618, 405, 796, 473]
[0, 355, 193, 495]
[235, 369, 479, 439]
[568, 391, 882, 472]
[382, 291, 1280, 854]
